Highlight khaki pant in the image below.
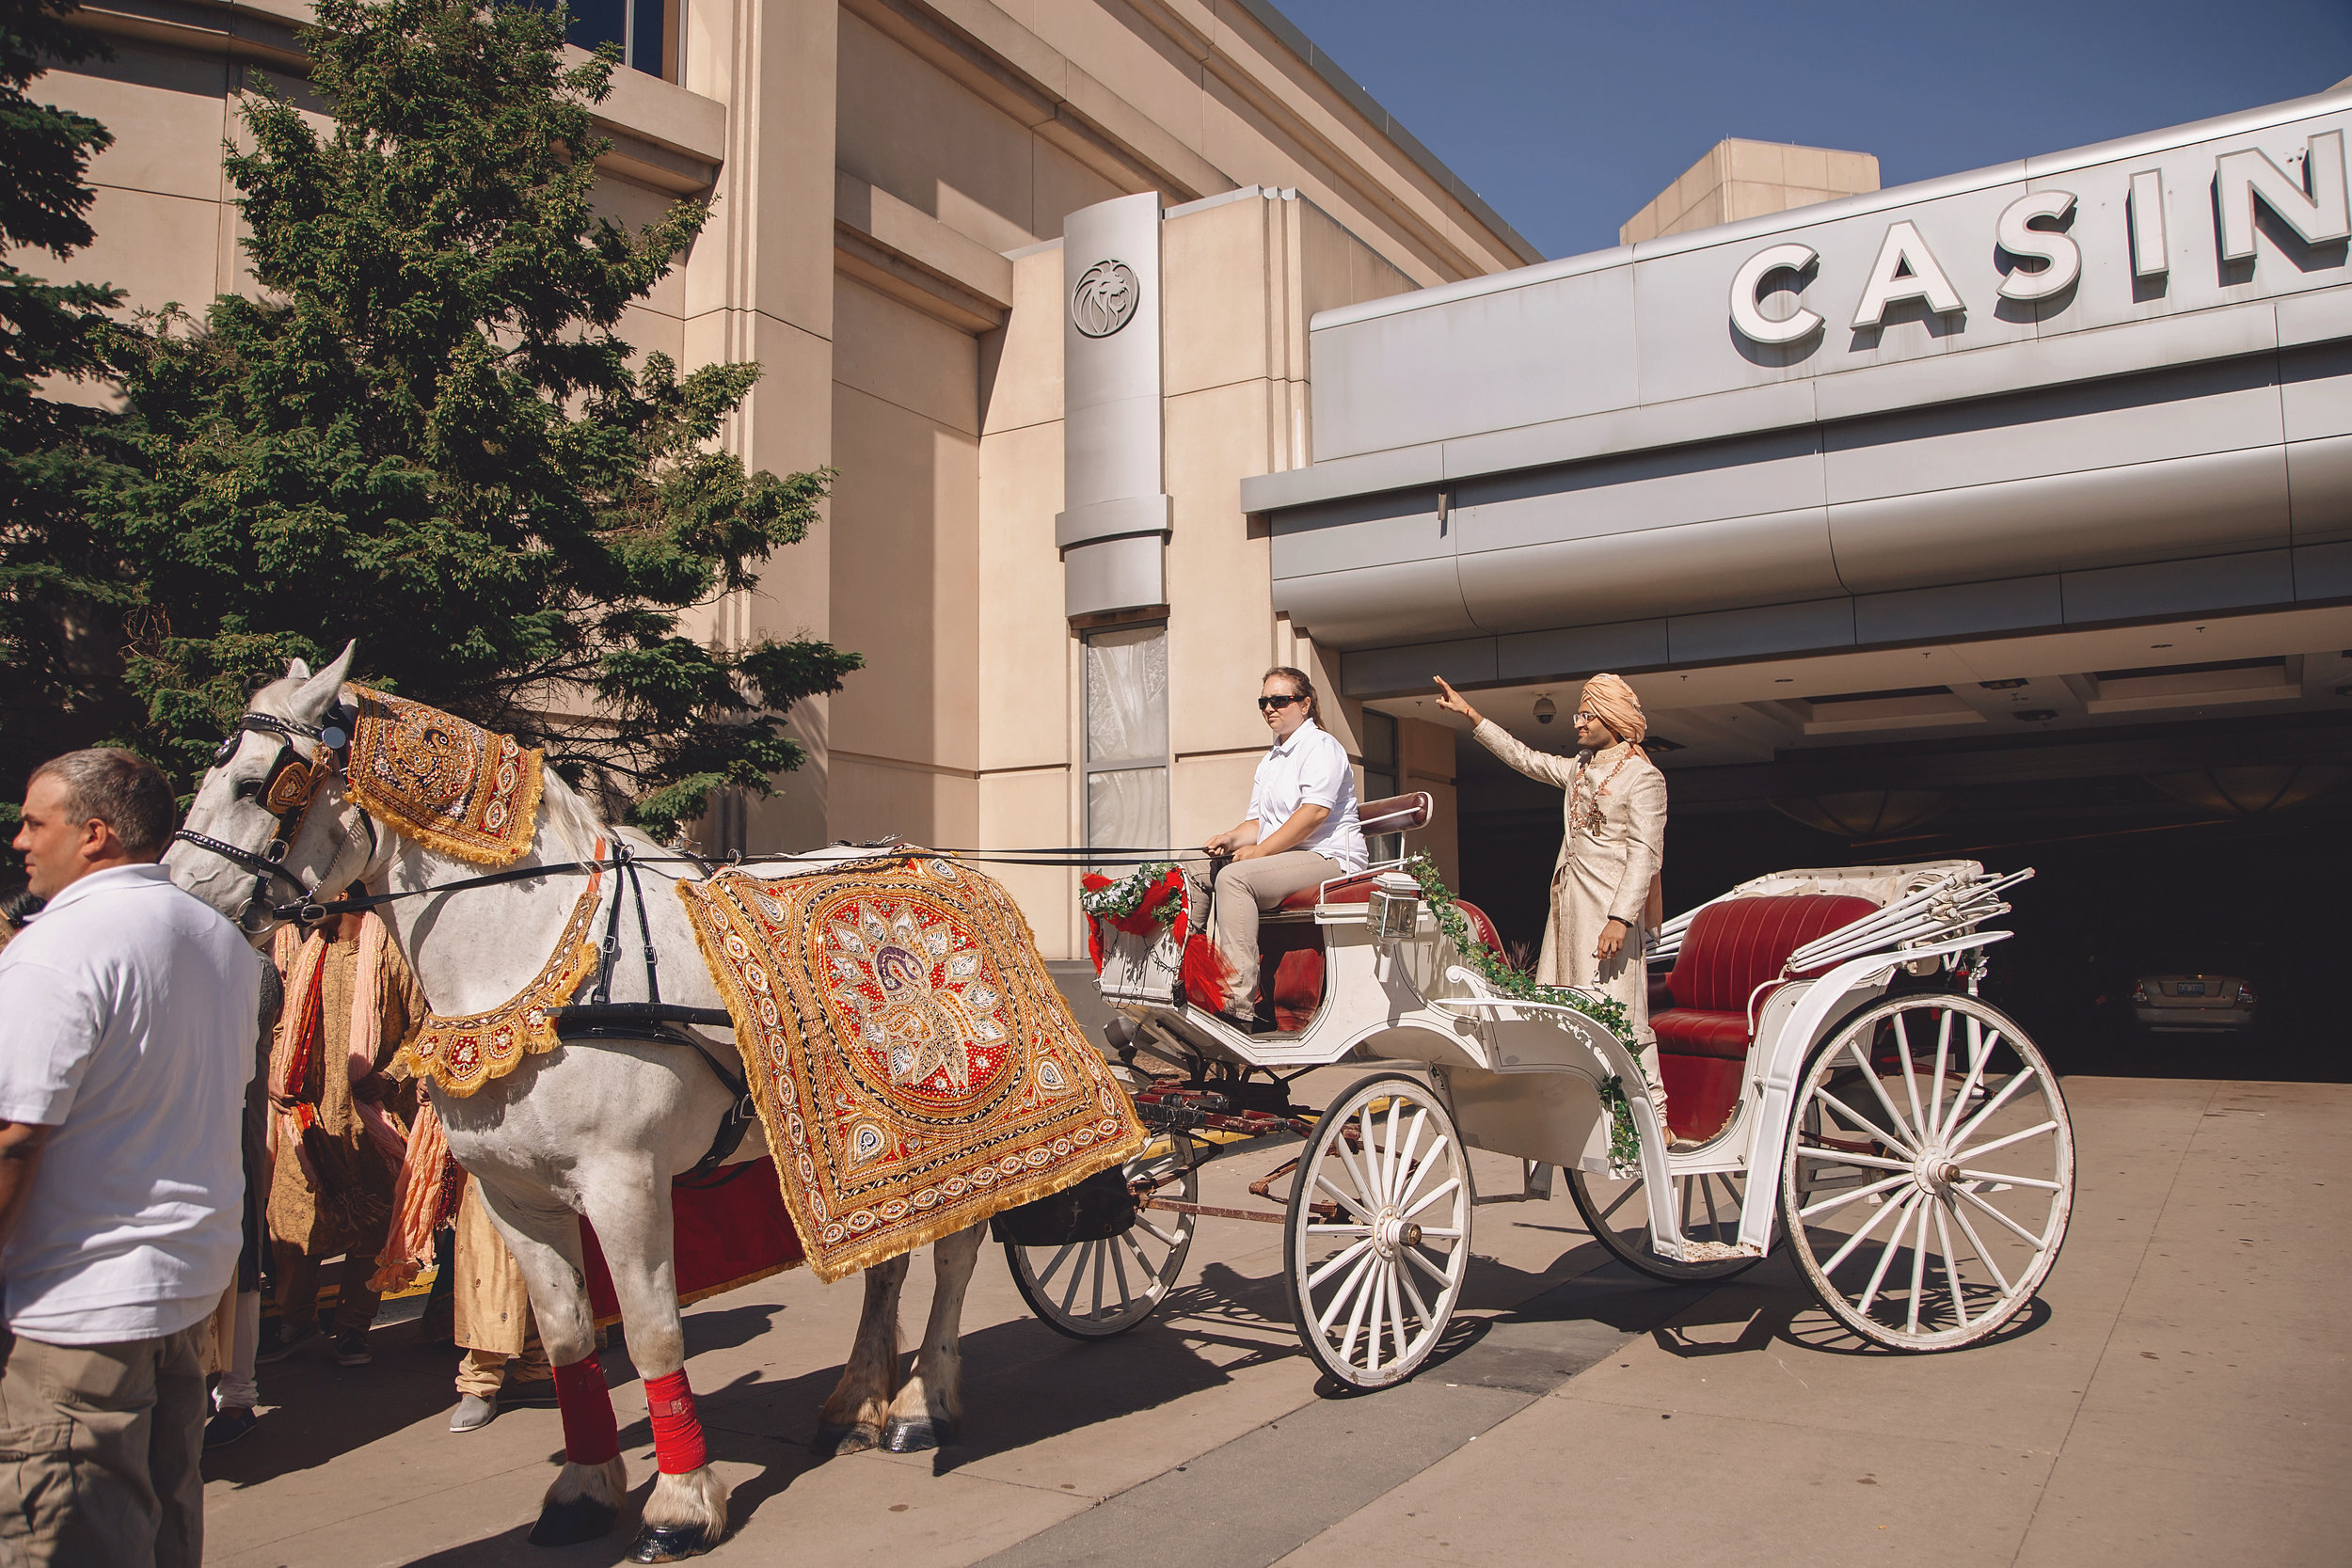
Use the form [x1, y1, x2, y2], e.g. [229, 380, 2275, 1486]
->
[1210, 850, 1344, 1009]
[453, 1330, 552, 1400]
[0, 1323, 208, 1568]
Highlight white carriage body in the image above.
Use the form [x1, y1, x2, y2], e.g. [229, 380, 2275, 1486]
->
[1095, 842, 2029, 1264]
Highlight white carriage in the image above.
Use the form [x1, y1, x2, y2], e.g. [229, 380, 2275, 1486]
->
[1005, 794, 2075, 1386]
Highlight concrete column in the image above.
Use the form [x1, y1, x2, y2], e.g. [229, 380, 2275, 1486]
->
[683, 0, 839, 852]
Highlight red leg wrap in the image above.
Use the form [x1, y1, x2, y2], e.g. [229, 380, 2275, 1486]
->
[553, 1354, 620, 1466]
[644, 1370, 707, 1475]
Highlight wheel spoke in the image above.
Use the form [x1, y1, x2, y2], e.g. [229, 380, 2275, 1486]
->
[1338, 1255, 1377, 1360]
[1397, 1246, 1435, 1325]
[1950, 1118, 2059, 1164]
[1947, 1194, 2015, 1296]
[1380, 1099, 1406, 1204]
[1929, 1008, 1955, 1141]
[1798, 1170, 1912, 1220]
[1133, 1212, 1182, 1246]
[1388, 1266, 1411, 1367]
[1699, 1174, 1723, 1239]
[1937, 1016, 2000, 1142]
[1894, 1014, 1927, 1145]
[1856, 1195, 1918, 1318]
[1309, 1237, 1373, 1291]
[1107, 1231, 1133, 1308]
[1948, 1065, 2036, 1153]
[1362, 1259, 1388, 1372]
[1820, 1181, 1908, 1275]
[1089, 1243, 1105, 1319]
[1317, 1247, 1377, 1334]
[1403, 1176, 1462, 1220]
[1956, 1168, 2063, 1192]
[1812, 1085, 1915, 1159]
[1403, 1242, 1454, 1289]
[1391, 1108, 1429, 1206]
[1932, 1200, 1969, 1334]
[1394, 1123, 1446, 1212]
[1905, 1193, 1931, 1337]
[1794, 1145, 1915, 1175]
[1117, 1229, 1164, 1301]
[1953, 1181, 2053, 1251]
[1314, 1171, 1375, 1225]
[1308, 1223, 1374, 1235]
[1841, 1040, 1923, 1150]
[1035, 1241, 1077, 1291]
[1593, 1179, 1641, 1225]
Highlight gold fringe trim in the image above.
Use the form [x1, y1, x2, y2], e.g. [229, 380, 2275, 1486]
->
[341, 686, 546, 867]
[395, 863, 603, 1098]
[676, 864, 1145, 1284]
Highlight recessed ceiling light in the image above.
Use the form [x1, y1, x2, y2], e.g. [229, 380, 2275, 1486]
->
[1775, 678, 1793, 683]
[2151, 642, 2172, 650]
[1979, 678, 2028, 690]
[2013, 709, 2058, 722]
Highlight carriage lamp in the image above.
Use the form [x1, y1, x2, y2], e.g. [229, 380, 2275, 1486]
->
[1367, 872, 1422, 941]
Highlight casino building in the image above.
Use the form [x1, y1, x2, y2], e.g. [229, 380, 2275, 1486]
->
[37, 3, 2352, 1051]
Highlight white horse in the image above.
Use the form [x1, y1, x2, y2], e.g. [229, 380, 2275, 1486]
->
[166, 646, 986, 1561]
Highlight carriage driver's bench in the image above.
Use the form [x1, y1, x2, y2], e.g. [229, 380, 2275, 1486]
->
[1251, 793, 1501, 1032]
[1648, 893, 1878, 1143]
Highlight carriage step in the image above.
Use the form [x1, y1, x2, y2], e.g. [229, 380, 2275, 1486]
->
[1661, 1238, 1764, 1263]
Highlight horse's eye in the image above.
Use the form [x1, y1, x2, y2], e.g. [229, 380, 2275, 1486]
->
[234, 777, 262, 802]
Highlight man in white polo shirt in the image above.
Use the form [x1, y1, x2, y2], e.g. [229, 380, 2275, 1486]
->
[1200, 666, 1367, 1028]
[0, 749, 259, 1568]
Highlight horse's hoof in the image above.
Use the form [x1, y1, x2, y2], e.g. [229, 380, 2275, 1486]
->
[812, 1420, 882, 1457]
[627, 1522, 715, 1562]
[527, 1495, 617, 1547]
[882, 1416, 955, 1452]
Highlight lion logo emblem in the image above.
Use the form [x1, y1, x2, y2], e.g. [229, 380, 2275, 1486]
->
[1071, 260, 1140, 338]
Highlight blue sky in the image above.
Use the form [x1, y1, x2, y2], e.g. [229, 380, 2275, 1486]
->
[1273, 0, 2352, 261]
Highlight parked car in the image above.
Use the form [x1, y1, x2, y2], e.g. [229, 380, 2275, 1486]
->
[2129, 970, 2258, 1033]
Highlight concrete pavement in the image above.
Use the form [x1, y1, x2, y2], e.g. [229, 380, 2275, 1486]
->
[201, 1076, 2351, 1566]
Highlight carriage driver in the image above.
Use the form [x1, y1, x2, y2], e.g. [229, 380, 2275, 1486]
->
[1200, 668, 1368, 1031]
[1432, 673, 1672, 1130]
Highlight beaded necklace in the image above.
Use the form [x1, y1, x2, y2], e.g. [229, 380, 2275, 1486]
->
[1567, 742, 1638, 836]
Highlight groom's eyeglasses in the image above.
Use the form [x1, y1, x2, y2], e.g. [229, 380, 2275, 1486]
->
[1257, 694, 1303, 711]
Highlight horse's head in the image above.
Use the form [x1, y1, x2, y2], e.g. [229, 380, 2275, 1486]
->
[164, 641, 382, 940]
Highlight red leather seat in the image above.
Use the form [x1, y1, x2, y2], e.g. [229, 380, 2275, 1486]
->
[1650, 894, 1876, 1141]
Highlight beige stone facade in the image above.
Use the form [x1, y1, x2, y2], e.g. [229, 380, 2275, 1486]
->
[1617, 136, 1879, 245]
[44, 0, 1524, 956]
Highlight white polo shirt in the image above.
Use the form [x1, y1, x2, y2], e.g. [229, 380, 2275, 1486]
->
[1247, 718, 1368, 873]
[0, 863, 260, 1344]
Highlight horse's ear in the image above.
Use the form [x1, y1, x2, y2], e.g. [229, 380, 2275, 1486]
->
[291, 641, 357, 721]
[287, 657, 312, 680]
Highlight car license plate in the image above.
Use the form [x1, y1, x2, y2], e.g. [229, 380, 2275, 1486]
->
[2175, 981, 2206, 996]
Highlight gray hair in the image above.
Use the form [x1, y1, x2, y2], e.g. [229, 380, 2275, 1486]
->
[28, 749, 176, 861]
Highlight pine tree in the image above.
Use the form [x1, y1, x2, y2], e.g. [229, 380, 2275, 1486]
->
[0, 0, 136, 819]
[105, 0, 857, 834]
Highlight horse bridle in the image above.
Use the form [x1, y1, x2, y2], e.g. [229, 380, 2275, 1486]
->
[172, 703, 371, 932]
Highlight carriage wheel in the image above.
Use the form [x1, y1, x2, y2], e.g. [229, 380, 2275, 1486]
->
[1006, 1135, 1198, 1339]
[1283, 1073, 1470, 1389]
[1779, 992, 2074, 1352]
[1567, 1163, 1761, 1283]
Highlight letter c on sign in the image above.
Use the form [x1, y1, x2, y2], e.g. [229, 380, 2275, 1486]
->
[1729, 243, 1822, 345]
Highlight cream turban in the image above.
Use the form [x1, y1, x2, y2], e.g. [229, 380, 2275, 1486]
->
[1579, 673, 1646, 747]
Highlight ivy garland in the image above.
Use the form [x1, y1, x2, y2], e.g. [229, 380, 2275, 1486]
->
[1079, 862, 1184, 929]
[1403, 853, 1643, 1170]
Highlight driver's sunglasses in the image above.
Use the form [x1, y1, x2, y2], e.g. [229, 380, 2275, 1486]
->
[1257, 693, 1304, 712]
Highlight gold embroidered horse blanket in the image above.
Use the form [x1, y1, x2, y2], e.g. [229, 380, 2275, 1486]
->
[679, 854, 1146, 1281]
[342, 686, 542, 866]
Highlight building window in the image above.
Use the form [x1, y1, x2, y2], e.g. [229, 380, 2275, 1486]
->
[1360, 707, 1402, 864]
[563, 0, 674, 78]
[1083, 624, 1169, 859]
